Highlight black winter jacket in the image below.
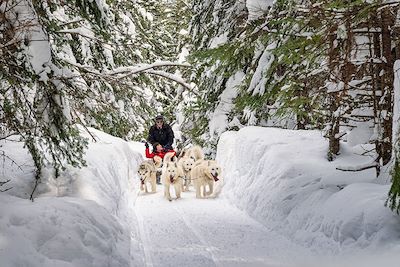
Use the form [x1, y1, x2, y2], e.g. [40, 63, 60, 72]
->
[147, 124, 174, 149]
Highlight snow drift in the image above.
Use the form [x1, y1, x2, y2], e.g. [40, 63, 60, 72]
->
[0, 128, 143, 267]
[2, 125, 400, 266]
[216, 126, 400, 263]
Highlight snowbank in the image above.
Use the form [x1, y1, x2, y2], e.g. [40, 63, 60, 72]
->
[3, 125, 400, 266]
[216, 127, 400, 263]
[0, 128, 143, 267]
[246, 0, 274, 21]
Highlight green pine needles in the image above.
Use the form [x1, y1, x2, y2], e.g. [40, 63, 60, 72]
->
[387, 154, 400, 214]
[1, 0, 192, 199]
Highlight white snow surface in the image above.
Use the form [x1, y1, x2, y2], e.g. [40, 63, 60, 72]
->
[1, 126, 400, 266]
[13, 0, 52, 82]
[217, 127, 400, 265]
[247, 42, 276, 96]
[209, 71, 245, 139]
[209, 32, 228, 48]
[246, 0, 274, 21]
[0, 128, 143, 267]
[346, 122, 373, 147]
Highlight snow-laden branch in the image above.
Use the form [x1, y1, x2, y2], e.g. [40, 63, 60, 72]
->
[63, 59, 102, 76]
[65, 60, 190, 78]
[108, 61, 191, 79]
[56, 26, 108, 45]
[145, 69, 193, 90]
[63, 59, 193, 89]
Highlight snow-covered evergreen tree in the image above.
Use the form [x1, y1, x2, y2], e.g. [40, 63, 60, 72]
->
[186, 0, 400, 166]
[182, 0, 249, 152]
[0, 0, 190, 196]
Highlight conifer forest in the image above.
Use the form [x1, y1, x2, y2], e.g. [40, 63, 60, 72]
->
[2, 0, 400, 211]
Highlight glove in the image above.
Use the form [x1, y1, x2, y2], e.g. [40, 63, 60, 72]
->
[145, 142, 149, 149]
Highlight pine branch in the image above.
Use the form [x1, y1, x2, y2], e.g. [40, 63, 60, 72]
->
[72, 109, 97, 143]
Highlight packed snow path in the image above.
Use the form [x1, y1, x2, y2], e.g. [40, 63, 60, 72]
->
[134, 185, 312, 267]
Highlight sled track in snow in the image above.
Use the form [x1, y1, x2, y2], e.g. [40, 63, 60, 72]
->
[172, 205, 220, 267]
[135, 197, 154, 267]
[133, 184, 315, 267]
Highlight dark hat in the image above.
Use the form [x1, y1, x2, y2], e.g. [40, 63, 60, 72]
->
[152, 142, 161, 151]
[155, 115, 164, 121]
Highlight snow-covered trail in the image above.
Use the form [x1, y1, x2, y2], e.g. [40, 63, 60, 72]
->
[134, 185, 313, 267]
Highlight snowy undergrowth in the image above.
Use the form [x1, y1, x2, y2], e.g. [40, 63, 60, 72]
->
[0, 128, 143, 267]
[216, 126, 400, 264]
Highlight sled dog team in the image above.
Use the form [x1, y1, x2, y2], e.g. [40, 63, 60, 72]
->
[137, 145, 222, 201]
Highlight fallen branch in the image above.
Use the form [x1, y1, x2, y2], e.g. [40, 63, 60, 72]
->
[0, 179, 11, 186]
[0, 150, 24, 171]
[30, 173, 41, 202]
[336, 161, 379, 172]
[0, 187, 12, 192]
[0, 179, 12, 192]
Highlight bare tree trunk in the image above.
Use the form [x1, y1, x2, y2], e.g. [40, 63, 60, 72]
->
[327, 24, 341, 160]
[377, 8, 395, 165]
[296, 80, 311, 130]
[326, 12, 354, 161]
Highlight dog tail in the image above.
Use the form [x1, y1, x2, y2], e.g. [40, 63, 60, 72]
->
[163, 152, 175, 163]
[189, 145, 204, 161]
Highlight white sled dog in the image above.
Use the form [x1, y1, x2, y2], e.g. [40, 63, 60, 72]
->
[191, 160, 221, 199]
[177, 156, 195, 191]
[138, 160, 157, 193]
[178, 145, 204, 191]
[185, 145, 204, 162]
[162, 152, 183, 201]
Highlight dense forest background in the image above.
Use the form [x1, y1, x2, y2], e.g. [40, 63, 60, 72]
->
[1, 0, 400, 210]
